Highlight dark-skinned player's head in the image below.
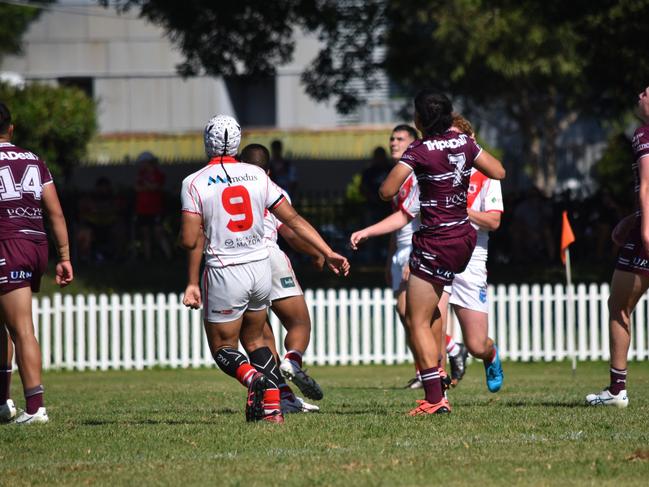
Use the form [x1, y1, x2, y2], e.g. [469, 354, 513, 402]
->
[240, 143, 271, 173]
[413, 90, 453, 137]
[0, 102, 13, 138]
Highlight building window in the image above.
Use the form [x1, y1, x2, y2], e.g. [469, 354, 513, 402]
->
[224, 76, 276, 127]
[58, 77, 94, 98]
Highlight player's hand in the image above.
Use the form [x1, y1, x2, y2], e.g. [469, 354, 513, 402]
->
[55, 260, 73, 288]
[312, 254, 326, 271]
[401, 263, 411, 282]
[612, 215, 635, 246]
[349, 230, 370, 250]
[183, 284, 202, 309]
[325, 252, 350, 276]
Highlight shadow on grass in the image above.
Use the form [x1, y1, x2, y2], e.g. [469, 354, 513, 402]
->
[79, 409, 242, 425]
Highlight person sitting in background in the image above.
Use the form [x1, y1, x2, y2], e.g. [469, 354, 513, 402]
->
[134, 151, 171, 261]
[76, 177, 127, 262]
[269, 140, 298, 197]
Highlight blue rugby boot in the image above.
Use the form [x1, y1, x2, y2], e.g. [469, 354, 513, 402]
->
[484, 345, 504, 393]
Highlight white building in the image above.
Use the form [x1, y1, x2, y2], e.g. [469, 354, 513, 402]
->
[1, 2, 396, 134]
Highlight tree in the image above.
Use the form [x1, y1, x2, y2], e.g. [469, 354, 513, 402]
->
[104, 0, 385, 114]
[383, 0, 649, 194]
[0, 2, 48, 62]
[0, 83, 97, 180]
[104, 1, 649, 194]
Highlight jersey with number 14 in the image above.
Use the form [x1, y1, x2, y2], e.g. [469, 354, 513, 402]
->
[181, 157, 285, 268]
[0, 142, 53, 243]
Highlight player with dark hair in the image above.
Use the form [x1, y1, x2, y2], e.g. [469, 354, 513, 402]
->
[351, 114, 504, 393]
[586, 86, 649, 408]
[379, 91, 505, 415]
[0, 102, 73, 425]
[180, 116, 348, 423]
[241, 143, 324, 408]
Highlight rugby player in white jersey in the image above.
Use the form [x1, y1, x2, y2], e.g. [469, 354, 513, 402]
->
[0, 102, 73, 425]
[180, 115, 348, 423]
[240, 144, 323, 410]
[350, 115, 504, 394]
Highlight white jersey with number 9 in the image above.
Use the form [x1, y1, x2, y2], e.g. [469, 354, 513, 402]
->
[181, 158, 285, 268]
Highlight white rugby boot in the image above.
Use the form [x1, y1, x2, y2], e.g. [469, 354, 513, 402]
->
[0, 399, 17, 423]
[279, 359, 323, 400]
[14, 407, 49, 425]
[585, 389, 628, 408]
[281, 395, 320, 414]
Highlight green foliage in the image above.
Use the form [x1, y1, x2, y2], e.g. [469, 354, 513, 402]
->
[0, 82, 97, 179]
[593, 132, 635, 206]
[345, 172, 366, 204]
[0, 2, 48, 61]
[3, 363, 649, 485]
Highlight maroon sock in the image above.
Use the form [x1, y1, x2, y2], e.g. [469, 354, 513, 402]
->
[284, 350, 303, 368]
[25, 385, 44, 415]
[0, 369, 11, 404]
[608, 367, 627, 395]
[420, 367, 443, 404]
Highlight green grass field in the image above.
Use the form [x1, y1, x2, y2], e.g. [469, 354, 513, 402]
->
[2, 361, 649, 486]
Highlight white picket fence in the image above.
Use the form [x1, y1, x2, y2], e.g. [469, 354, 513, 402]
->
[26, 283, 649, 371]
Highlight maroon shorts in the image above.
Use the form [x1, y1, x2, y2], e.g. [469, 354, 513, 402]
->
[0, 239, 48, 294]
[409, 228, 477, 286]
[615, 224, 649, 276]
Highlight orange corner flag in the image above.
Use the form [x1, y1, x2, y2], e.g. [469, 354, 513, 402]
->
[561, 210, 576, 265]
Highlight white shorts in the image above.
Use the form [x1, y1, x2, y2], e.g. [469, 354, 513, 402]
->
[391, 245, 412, 292]
[202, 259, 272, 323]
[443, 260, 488, 313]
[268, 246, 303, 301]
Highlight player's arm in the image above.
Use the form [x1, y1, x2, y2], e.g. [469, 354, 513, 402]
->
[467, 208, 501, 232]
[278, 224, 325, 270]
[179, 212, 203, 250]
[182, 232, 204, 309]
[612, 213, 637, 246]
[473, 150, 506, 180]
[271, 200, 349, 276]
[350, 210, 410, 250]
[639, 156, 649, 253]
[379, 164, 412, 201]
[42, 183, 73, 287]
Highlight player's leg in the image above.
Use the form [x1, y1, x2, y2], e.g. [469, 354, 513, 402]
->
[267, 247, 322, 400]
[455, 305, 502, 392]
[0, 322, 16, 422]
[239, 308, 284, 423]
[586, 269, 649, 407]
[272, 295, 323, 400]
[0, 287, 47, 424]
[405, 274, 448, 414]
[251, 321, 319, 414]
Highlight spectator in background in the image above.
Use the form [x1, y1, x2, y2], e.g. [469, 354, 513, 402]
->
[76, 177, 127, 262]
[134, 151, 171, 261]
[509, 187, 555, 263]
[361, 146, 394, 218]
[269, 140, 298, 197]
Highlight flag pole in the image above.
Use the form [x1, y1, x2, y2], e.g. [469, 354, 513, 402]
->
[565, 247, 576, 375]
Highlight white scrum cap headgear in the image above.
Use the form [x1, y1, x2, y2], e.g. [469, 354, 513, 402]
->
[204, 114, 241, 158]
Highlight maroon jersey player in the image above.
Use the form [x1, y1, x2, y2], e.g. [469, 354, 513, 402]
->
[0, 102, 73, 425]
[587, 86, 649, 408]
[379, 91, 505, 416]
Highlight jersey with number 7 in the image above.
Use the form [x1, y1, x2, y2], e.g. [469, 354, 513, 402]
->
[181, 156, 285, 268]
[0, 142, 53, 243]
